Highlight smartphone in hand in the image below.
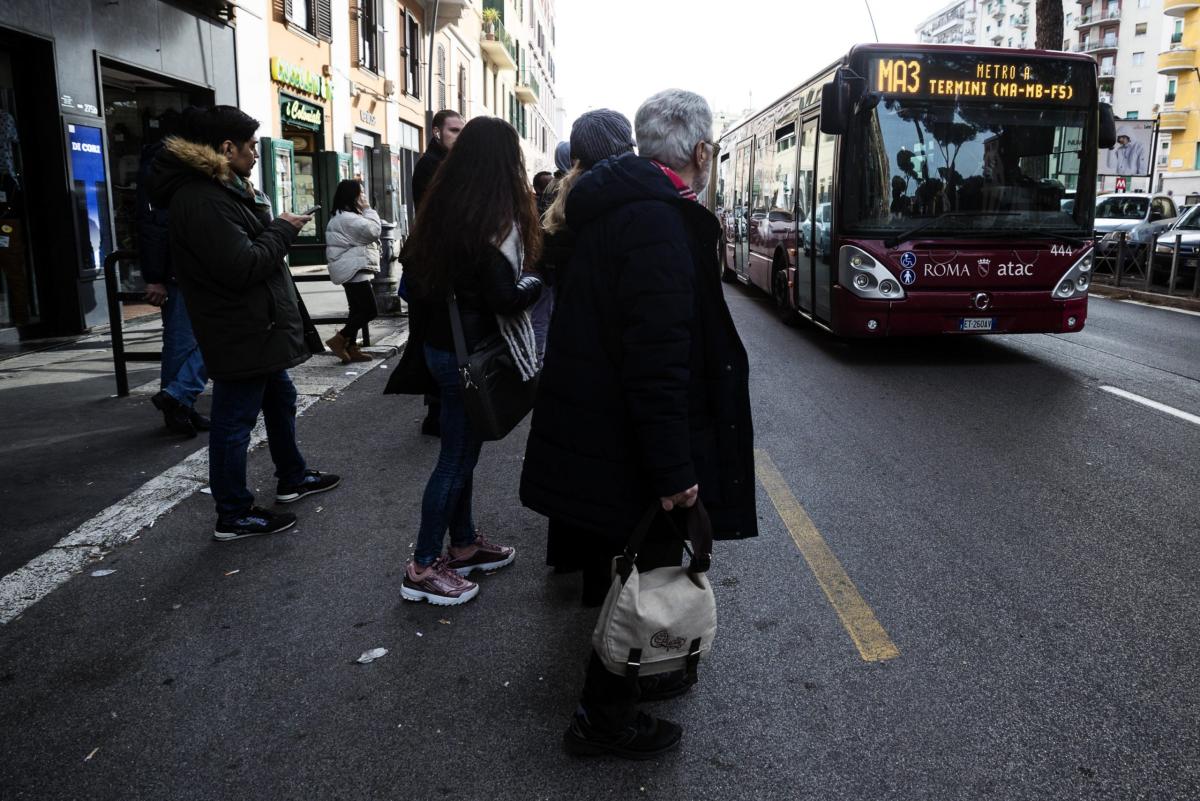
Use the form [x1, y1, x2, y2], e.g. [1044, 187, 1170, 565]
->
[301, 205, 321, 215]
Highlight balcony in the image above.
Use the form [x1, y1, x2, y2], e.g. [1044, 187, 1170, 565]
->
[1172, 31, 1185, 45]
[992, 6, 1006, 20]
[1099, 63, 1116, 76]
[964, 31, 977, 43]
[480, 19, 517, 71]
[1159, 110, 1190, 130]
[1014, 14, 1029, 28]
[1078, 37, 1119, 54]
[1165, 0, 1200, 17]
[992, 33, 1004, 45]
[1158, 47, 1197, 74]
[515, 70, 539, 103]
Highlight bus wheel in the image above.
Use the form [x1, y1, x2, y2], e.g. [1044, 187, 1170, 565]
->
[772, 267, 800, 326]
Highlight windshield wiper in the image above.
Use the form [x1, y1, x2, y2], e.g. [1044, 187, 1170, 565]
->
[883, 211, 1018, 249]
[990, 227, 1088, 246]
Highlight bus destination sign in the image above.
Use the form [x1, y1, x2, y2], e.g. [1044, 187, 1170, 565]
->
[869, 57, 1086, 104]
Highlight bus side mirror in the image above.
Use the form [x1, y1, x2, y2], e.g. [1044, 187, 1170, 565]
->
[820, 74, 853, 136]
[1099, 102, 1117, 149]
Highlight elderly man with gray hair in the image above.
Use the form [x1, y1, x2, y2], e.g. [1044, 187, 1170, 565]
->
[521, 89, 757, 760]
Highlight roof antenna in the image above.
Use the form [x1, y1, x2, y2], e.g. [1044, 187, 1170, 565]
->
[863, 0, 880, 42]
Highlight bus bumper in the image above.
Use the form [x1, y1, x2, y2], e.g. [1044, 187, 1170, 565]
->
[831, 287, 1089, 337]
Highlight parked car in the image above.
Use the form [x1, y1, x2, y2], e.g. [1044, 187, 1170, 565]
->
[1152, 204, 1200, 287]
[1094, 193, 1178, 254]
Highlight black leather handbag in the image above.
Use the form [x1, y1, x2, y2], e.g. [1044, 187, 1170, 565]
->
[447, 295, 538, 441]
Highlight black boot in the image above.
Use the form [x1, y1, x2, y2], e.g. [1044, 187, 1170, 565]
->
[152, 391, 196, 438]
[420, 403, 441, 437]
[563, 710, 682, 760]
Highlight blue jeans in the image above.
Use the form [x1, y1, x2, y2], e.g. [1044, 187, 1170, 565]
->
[209, 370, 307, 521]
[414, 345, 481, 565]
[160, 285, 207, 407]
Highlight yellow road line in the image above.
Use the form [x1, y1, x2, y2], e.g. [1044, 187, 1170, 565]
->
[755, 449, 901, 663]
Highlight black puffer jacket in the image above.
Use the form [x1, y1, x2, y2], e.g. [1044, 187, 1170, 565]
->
[520, 153, 757, 540]
[135, 141, 172, 284]
[149, 137, 306, 381]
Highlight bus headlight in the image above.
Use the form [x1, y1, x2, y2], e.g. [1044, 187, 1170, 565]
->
[1052, 249, 1094, 300]
[839, 246, 907, 300]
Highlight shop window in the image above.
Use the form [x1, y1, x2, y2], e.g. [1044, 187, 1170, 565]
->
[404, 14, 421, 98]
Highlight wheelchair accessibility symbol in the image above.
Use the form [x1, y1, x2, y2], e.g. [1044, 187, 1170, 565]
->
[900, 268, 917, 286]
[899, 251, 917, 269]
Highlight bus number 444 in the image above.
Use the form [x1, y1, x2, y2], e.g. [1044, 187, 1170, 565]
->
[1050, 244, 1073, 256]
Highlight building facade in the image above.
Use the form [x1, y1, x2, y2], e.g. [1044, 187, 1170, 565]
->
[0, 0, 237, 343]
[1155, 0, 1200, 199]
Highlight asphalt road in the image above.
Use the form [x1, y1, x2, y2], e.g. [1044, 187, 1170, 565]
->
[1, 289, 1197, 800]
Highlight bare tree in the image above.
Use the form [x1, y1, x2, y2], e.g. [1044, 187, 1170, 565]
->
[1035, 0, 1065, 50]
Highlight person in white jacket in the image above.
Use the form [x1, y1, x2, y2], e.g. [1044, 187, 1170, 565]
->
[325, 180, 381, 363]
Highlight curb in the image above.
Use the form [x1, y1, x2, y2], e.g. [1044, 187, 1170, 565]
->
[1090, 284, 1200, 313]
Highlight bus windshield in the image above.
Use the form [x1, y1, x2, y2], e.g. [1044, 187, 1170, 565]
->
[844, 98, 1094, 239]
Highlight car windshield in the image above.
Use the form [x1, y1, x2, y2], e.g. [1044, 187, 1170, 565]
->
[1095, 196, 1149, 220]
[1174, 205, 1200, 230]
[844, 99, 1094, 238]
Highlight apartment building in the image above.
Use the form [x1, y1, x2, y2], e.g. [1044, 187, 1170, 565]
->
[1155, 0, 1200, 198]
[478, 0, 561, 175]
[916, 0, 980, 44]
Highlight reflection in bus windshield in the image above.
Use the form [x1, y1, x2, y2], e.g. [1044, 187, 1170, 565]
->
[1095, 196, 1149, 220]
[847, 99, 1090, 236]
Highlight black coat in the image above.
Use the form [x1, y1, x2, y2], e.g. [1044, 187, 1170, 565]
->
[520, 153, 757, 540]
[149, 137, 307, 381]
[136, 142, 172, 285]
[411, 142, 446, 211]
[385, 246, 542, 395]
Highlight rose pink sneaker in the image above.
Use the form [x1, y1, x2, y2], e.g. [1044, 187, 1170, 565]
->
[401, 557, 479, 605]
[446, 533, 516, 576]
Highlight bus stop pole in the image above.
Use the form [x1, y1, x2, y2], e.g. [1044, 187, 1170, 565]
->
[1115, 232, 1126, 288]
[1168, 233, 1182, 294]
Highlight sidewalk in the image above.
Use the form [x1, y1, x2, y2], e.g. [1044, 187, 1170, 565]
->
[0, 280, 406, 584]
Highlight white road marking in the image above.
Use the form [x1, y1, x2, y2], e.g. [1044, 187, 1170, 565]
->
[1116, 299, 1200, 318]
[1100, 386, 1200, 427]
[0, 330, 407, 625]
[750, 253, 773, 261]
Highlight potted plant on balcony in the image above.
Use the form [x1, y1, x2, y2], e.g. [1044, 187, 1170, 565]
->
[482, 8, 500, 38]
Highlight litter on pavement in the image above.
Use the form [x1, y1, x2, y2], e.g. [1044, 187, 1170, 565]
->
[90, 569, 116, 577]
[356, 647, 388, 664]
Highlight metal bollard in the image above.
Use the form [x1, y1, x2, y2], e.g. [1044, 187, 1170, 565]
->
[1115, 231, 1126, 287]
[1168, 233, 1182, 294]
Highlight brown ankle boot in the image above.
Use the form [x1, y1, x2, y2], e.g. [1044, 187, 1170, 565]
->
[325, 333, 351, 364]
[347, 345, 374, 363]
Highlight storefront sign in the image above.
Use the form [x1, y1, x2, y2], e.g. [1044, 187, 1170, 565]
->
[359, 109, 377, 126]
[282, 97, 324, 131]
[270, 57, 331, 101]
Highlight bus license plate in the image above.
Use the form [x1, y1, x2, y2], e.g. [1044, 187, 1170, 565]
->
[959, 318, 994, 332]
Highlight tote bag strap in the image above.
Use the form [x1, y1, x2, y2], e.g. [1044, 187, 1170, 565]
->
[618, 500, 714, 580]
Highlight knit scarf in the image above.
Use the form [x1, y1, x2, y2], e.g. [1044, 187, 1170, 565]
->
[495, 224, 540, 382]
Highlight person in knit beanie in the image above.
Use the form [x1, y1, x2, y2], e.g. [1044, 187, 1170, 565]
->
[569, 109, 635, 169]
[553, 140, 572, 176]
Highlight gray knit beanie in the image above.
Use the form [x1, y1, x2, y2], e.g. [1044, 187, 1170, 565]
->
[570, 109, 635, 169]
[554, 140, 572, 173]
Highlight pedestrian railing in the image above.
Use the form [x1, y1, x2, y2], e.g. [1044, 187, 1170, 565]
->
[1091, 231, 1200, 298]
[103, 249, 160, 397]
[103, 250, 371, 399]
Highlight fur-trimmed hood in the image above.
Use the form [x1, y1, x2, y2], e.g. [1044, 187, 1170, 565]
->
[148, 136, 265, 212]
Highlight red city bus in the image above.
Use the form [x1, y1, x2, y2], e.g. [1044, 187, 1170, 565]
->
[714, 43, 1116, 337]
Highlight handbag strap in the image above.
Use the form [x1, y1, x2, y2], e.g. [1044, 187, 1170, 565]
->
[620, 499, 714, 576]
[446, 293, 471, 369]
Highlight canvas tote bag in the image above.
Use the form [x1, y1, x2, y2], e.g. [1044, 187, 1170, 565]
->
[591, 501, 717, 680]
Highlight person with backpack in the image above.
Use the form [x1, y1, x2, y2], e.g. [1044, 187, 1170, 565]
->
[324, 179, 381, 364]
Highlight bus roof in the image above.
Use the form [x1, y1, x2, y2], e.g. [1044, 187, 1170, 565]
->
[718, 43, 1098, 146]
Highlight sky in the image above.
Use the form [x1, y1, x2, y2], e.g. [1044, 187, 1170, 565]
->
[554, 0, 954, 134]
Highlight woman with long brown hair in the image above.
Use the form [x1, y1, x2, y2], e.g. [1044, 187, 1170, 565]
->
[399, 116, 543, 606]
